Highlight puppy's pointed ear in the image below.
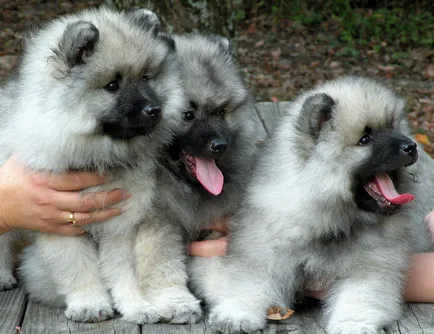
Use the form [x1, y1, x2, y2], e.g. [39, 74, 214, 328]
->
[56, 21, 99, 68]
[125, 9, 161, 35]
[297, 93, 334, 140]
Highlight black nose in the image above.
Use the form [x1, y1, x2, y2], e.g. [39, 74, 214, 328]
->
[144, 106, 161, 117]
[401, 142, 417, 155]
[210, 140, 227, 153]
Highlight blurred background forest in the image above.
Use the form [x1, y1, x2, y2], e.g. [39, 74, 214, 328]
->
[0, 0, 433, 152]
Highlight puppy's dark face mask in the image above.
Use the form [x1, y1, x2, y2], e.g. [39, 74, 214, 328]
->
[353, 128, 418, 214]
[168, 102, 233, 196]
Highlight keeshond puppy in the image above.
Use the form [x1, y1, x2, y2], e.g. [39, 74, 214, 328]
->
[190, 77, 431, 333]
[0, 7, 185, 323]
[133, 34, 264, 323]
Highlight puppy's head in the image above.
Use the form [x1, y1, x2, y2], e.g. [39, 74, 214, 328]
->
[167, 34, 250, 196]
[18, 7, 185, 170]
[294, 77, 417, 215]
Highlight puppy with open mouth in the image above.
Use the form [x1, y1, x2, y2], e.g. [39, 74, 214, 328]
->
[133, 33, 265, 324]
[189, 76, 432, 334]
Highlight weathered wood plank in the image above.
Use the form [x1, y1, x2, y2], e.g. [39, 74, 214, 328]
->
[254, 102, 282, 134]
[141, 321, 206, 333]
[20, 301, 139, 334]
[262, 306, 327, 334]
[387, 303, 434, 334]
[250, 102, 268, 147]
[0, 287, 27, 333]
[277, 101, 293, 115]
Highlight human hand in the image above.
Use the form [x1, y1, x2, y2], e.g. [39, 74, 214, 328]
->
[304, 290, 327, 300]
[187, 215, 230, 257]
[0, 156, 129, 236]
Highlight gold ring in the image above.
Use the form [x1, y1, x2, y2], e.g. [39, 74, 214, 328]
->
[66, 212, 77, 226]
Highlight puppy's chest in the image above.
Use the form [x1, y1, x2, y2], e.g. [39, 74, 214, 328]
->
[85, 168, 158, 235]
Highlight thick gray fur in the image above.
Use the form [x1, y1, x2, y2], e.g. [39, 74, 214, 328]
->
[189, 77, 434, 334]
[0, 7, 186, 324]
[133, 34, 265, 323]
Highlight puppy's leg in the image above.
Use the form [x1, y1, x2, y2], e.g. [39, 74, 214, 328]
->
[99, 230, 160, 324]
[325, 269, 405, 334]
[20, 234, 113, 322]
[0, 231, 19, 290]
[193, 255, 277, 333]
[135, 222, 202, 324]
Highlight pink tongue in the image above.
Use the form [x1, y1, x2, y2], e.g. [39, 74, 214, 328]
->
[374, 173, 414, 205]
[194, 157, 224, 196]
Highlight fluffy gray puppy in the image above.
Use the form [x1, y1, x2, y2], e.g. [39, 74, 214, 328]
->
[133, 34, 265, 323]
[0, 7, 185, 323]
[190, 77, 433, 333]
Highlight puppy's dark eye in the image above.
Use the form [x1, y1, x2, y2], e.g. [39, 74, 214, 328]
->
[183, 111, 195, 121]
[104, 80, 119, 92]
[358, 134, 371, 145]
[142, 75, 149, 81]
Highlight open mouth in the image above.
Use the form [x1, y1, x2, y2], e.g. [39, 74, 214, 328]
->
[180, 150, 224, 196]
[363, 173, 414, 209]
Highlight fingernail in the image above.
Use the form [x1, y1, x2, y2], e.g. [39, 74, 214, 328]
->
[122, 191, 132, 200]
[114, 207, 124, 215]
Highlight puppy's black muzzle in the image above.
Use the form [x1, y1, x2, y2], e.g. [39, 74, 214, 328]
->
[179, 119, 232, 160]
[102, 104, 162, 140]
[356, 131, 418, 180]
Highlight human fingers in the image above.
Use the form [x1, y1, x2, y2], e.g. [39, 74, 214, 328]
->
[34, 171, 109, 191]
[59, 208, 124, 227]
[52, 189, 130, 212]
[188, 236, 229, 257]
[304, 290, 327, 300]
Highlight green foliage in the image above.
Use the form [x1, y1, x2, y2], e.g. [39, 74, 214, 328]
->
[245, 0, 434, 51]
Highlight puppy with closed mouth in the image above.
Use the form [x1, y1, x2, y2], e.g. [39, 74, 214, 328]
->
[133, 33, 265, 324]
[189, 76, 431, 334]
[0, 7, 186, 324]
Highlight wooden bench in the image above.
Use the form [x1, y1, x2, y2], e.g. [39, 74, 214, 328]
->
[1, 102, 433, 333]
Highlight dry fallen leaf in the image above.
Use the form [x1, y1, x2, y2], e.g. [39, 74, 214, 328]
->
[415, 133, 430, 145]
[266, 306, 294, 320]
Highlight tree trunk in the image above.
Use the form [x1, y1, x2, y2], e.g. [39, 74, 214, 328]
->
[104, 0, 236, 38]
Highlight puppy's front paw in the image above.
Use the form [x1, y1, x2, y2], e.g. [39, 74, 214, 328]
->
[208, 299, 266, 333]
[0, 272, 17, 291]
[328, 322, 380, 334]
[152, 287, 202, 324]
[65, 301, 114, 323]
[121, 299, 160, 324]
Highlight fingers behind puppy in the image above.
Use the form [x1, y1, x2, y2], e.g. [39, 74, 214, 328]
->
[188, 236, 229, 258]
[36, 171, 110, 191]
[60, 207, 123, 228]
[53, 188, 130, 212]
